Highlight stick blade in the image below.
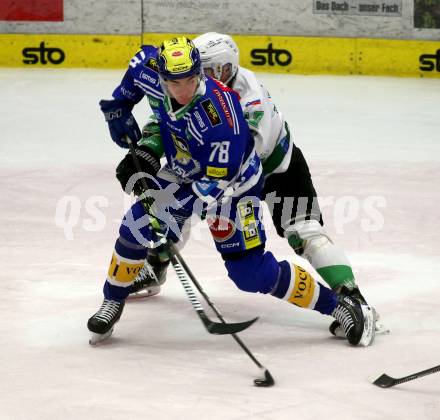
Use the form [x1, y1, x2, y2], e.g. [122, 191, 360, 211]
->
[372, 373, 395, 388]
[203, 314, 259, 335]
[254, 368, 275, 387]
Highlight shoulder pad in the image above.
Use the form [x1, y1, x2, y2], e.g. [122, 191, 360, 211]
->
[129, 45, 158, 70]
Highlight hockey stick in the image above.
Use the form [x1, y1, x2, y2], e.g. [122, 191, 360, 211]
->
[124, 136, 258, 335]
[169, 243, 274, 387]
[170, 253, 258, 334]
[372, 364, 440, 388]
[125, 136, 274, 386]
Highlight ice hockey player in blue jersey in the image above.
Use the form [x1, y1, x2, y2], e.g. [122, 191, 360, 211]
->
[87, 36, 375, 347]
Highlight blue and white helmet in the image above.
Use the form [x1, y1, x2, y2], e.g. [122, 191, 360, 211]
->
[193, 32, 239, 85]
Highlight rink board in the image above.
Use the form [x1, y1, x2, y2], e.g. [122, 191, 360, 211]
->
[0, 33, 439, 78]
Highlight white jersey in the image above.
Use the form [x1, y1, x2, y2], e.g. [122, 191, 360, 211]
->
[231, 66, 294, 174]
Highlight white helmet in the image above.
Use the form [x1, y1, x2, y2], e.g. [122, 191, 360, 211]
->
[193, 32, 239, 85]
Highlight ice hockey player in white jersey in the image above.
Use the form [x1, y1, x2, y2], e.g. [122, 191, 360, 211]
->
[130, 33, 382, 338]
[190, 32, 382, 338]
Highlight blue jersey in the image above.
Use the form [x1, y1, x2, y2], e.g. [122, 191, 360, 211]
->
[112, 45, 262, 204]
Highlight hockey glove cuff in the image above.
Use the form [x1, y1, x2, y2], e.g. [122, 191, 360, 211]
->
[116, 146, 161, 196]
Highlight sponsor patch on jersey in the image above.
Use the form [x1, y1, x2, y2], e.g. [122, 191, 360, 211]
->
[120, 86, 137, 100]
[213, 89, 234, 128]
[206, 166, 227, 178]
[206, 216, 236, 242]
[144, 57, 159, 72]
[193, 111, 206, 129]
[238, 200, 261, 250]
[140, 71, 157, 84]
[201, 99, 221, 127]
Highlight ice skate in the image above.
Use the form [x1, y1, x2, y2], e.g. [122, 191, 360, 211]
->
[128, 254, 169, 299]
[329, 286, 389, 338]
[87, 298, 125, 345]
[330, 308, 389, 338]
[331, 288, 376, 346]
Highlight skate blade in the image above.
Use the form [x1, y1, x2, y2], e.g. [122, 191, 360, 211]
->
[333, 323, 390, 338]
[358, 306, 376, 347]
[89, 328, 114, 346]
[127, 285, 161, 301]
[332, 308, 390, 339]
[374, 321, 390, 335]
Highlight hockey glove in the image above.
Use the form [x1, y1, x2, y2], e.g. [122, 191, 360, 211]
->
[138, 120, 165, 158]
[116, 146, 161, 197]
[99, 98, 141, 148]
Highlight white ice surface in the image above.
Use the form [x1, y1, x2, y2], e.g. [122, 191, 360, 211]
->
[1, 68, 440, 420]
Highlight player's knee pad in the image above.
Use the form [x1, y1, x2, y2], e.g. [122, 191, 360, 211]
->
[223, 247, 279, 294]
[284, 219, 332, 257]
[285, 220, 350, 269]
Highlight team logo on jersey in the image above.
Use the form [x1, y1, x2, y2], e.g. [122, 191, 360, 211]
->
[171, 133, 192, 164]
[245, 111, 264, 129]
[144, 57, 159, 72]
[206, 216, 236, 242]
[201, 99, 221, 127]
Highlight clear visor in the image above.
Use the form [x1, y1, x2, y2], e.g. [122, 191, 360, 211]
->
[203, 63, 233, 84]
[159, 73, 206, 101]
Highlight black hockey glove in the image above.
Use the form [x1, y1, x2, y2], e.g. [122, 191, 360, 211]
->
[116, 145, 161, 196]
